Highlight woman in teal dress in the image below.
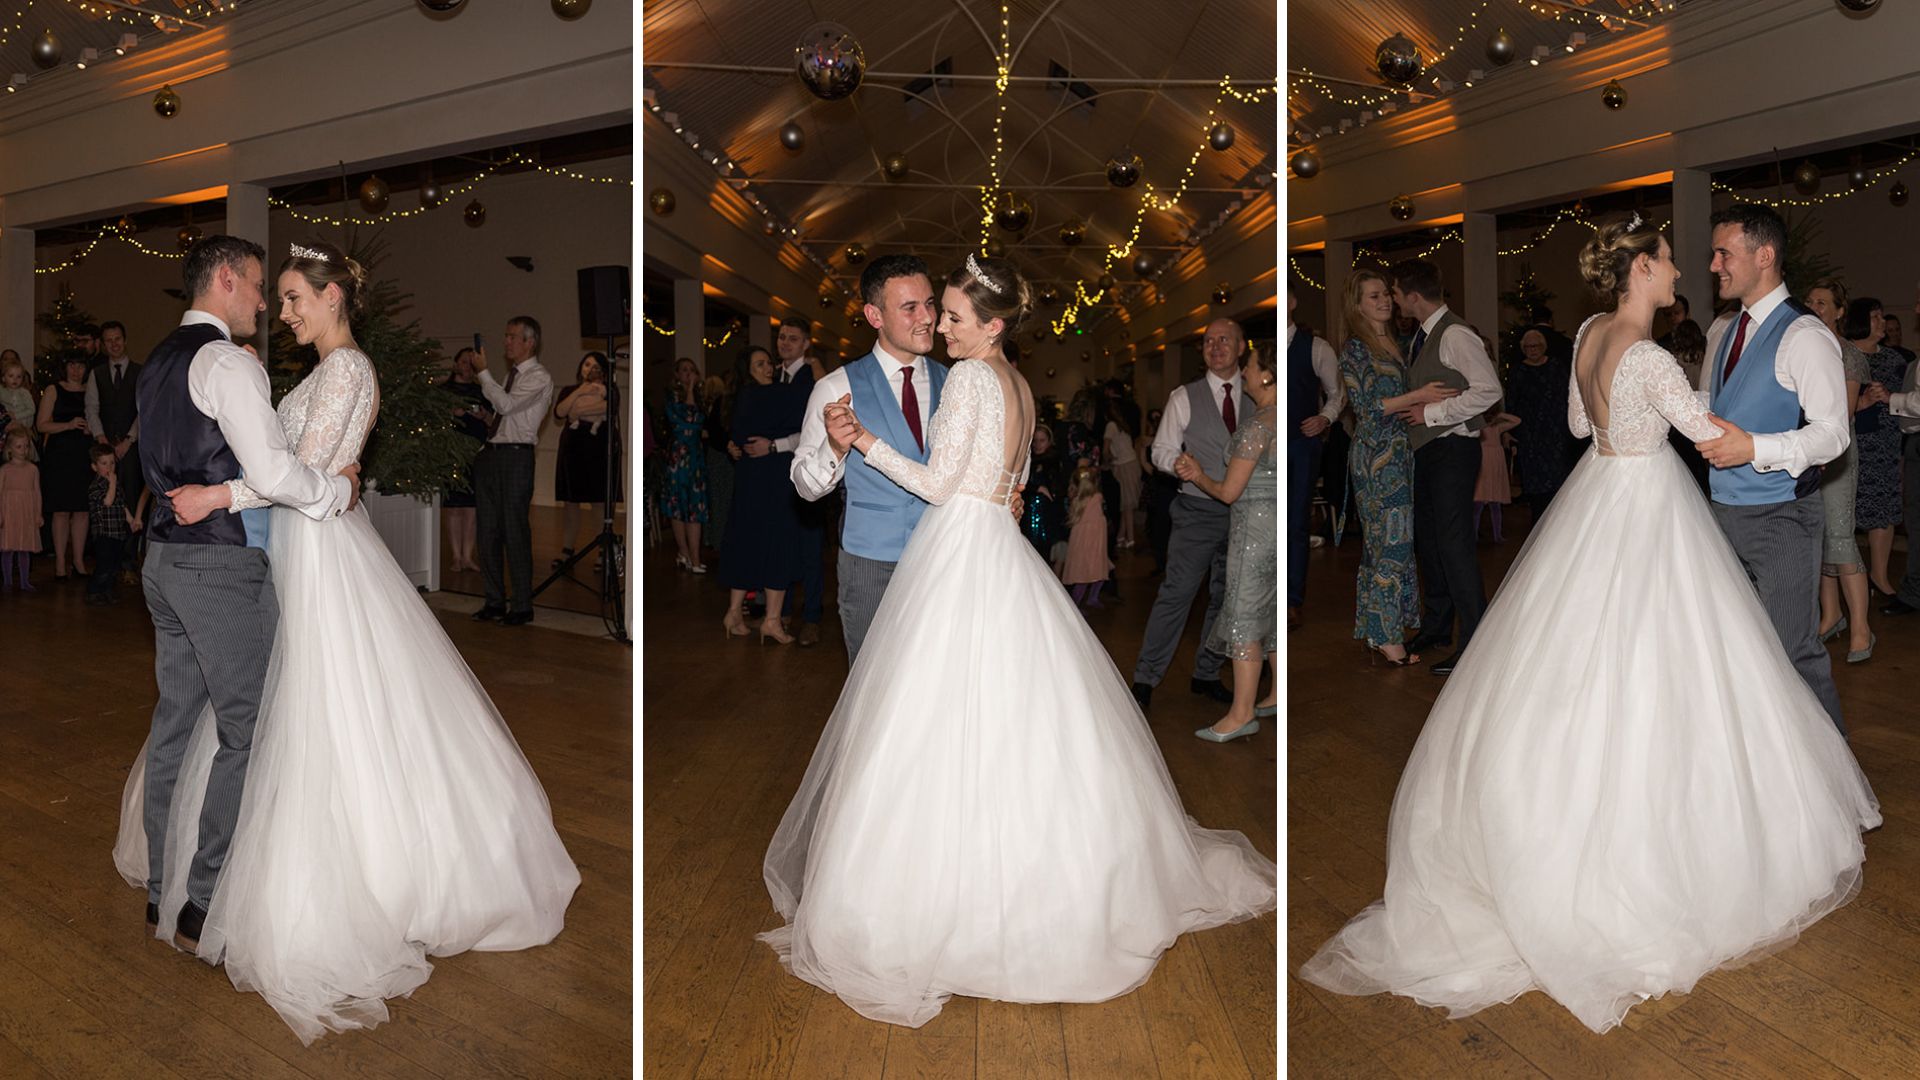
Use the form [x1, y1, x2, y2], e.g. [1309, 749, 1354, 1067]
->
[1339, 270, 1456, 665]
[1176, 347, 1279, 742]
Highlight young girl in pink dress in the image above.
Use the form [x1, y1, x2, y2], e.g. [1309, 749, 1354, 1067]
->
[1058, 466, 1111, 607]
[1473, 407, 1522, 542]
[0, 431, 42, 590]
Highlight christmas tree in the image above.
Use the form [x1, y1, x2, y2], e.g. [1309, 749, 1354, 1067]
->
[34, 284, 96, 388]
[268, 234, 476, 500]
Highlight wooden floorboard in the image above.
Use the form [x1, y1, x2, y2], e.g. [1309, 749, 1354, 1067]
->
[1288, 514, 1920, 1077]
[641, 538, 1278, 1079]
[1, 549, 631, 1077]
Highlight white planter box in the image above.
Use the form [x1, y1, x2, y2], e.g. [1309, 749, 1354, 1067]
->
[363, 486, 441, 592]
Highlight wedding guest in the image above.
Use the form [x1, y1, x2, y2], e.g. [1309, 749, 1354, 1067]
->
[441, 347, 490, 573]
[35, 354, 93, 580]
[1390, 258, 1504, 675]
[1176, 344, 1279, 741]
[653, 356, 708, 573]
[1873, 282, 1920, 615]
[0, 430, 39, 591]
[85, 320, 143, 506]
[70, 323, 100, 367]
[1805, 280, 1874, 661]
[1884, 313, 1915, 360]
[1287, 289, 1344, 631]
[719, 345, 801, 643]
[1130, 318, 1255, 710]
[1656, 293, 1699, 352]
[701, 373, 735, 553]
[0, 357, 37, 459]
[1021, 422, 1067, 562]
[1503, 327, 1578, 524]
[1845, 299, 1905, 601]
[1473, 406, 1521, 543]
[1103, 397, 1141, 550]
[1060, 465, 1111, 608]
[552, 351, 616, 571]
[471, 315, 554, 626]
[1141, 408, 1176, 573]
[1340, 270, 1445, 665]
[85, 443, 139, 605]
[755, 318, 827, 646]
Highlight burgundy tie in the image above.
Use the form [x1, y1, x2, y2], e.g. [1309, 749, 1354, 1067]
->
[1722, 312, 1753, 382]
[899, 366, 924, 452]
[1221, 384, 1237, 434]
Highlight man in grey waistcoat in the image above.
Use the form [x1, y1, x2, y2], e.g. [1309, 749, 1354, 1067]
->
[1388, 259, 1503, 676]
[1693, 204, 1850, 732]
[1130, 317, 1255, 711]
[137, 236, 358, 952]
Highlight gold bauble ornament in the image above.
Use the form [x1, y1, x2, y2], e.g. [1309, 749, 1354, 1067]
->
[551, 0, 591, 18]
[649, 188, 676, 216]
[153, 84, 181, 119]
[464, 199, 488, 227]
[357, 176, 390, 214]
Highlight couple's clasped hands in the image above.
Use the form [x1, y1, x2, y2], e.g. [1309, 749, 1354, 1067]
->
[824, 394, 871, 457]
[166, 462, 363, 526]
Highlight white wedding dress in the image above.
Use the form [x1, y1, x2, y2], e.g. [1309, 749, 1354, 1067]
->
[1300, 318, 1880, 1034]
[114, 347, 580, 1044]
[759, 358, 1276, 1028]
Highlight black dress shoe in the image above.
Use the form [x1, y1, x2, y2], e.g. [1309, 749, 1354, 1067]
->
[1430, 651, 1462, 676]
[145, 901, 158, 933]
[1406, 632, 1452, 654]
[1882, 597, 1918, 617]
[502, 610, 534, 626]
[174, 900, 207, 953]
[1189, 677, 1234, 703]
[471, 604, 507, 622]
[1131, 682, 1154, 710]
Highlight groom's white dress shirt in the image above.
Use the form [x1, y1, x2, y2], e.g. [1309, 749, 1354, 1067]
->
[177, 310, 350, 520]
[1698, 282, 1849, 477]
[790, 341, 933, 501]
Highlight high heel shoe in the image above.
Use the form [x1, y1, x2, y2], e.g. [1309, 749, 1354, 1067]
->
[1819, 615, 1849, 644]
[759, 620, 795, 645]
[1253, 702, 1277, 719]
[688, 562, 708, 574]
[1368, 644, 1421, 667]
[1195, 719, 1259, 743]
[1848, 632, 1877, 664]
[722, 613, 749, 638]
[674, 553, 689, 571]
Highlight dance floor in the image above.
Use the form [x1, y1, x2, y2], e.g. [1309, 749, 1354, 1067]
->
[641, 539, 1279, 1079]
[0, 561, 631, 1077]
[1289, 516, 1920, 1078]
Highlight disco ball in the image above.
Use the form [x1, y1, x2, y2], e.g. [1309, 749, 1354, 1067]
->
[795, 23, 865, 101]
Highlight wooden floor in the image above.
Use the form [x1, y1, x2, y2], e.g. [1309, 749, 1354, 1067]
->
[437, 503, 629, 619]
[0, 559, 632, 1077]
[641, 538, 1279, 1079]
[1288, 512, 1920, 1079]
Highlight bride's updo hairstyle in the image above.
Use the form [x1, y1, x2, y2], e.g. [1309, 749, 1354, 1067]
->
[944, 254, 1034, 346]
[1578, 215, 1664, 303]
[279, 239, 371, 318]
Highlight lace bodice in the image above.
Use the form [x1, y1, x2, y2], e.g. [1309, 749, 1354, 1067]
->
[229, 347, 378, 509]
[863, 359, 1030, 507]
[1568, 316, 1720, 456]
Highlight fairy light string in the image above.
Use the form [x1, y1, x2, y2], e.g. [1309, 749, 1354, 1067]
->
[642, 314, 739, 349]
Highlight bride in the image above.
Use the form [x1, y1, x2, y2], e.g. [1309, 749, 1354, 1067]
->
[114, 240, 580, 1043]
[757, 253, 1276, 1028]
[1300, 217, 1879, 1033]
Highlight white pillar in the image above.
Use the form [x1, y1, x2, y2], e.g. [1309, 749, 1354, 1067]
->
[673, 276, 705, 375]
[0, 225, 33, 361]
[1463, 212, 1499, 339]
[748, 312, 772, 354]
[1324, 240, 1353, 346]
[227, 182, 271, 357]
[1672, 168, 1713, 318]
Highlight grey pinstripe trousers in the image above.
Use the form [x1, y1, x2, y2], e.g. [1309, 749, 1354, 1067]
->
[141, 542, 280, 908]
[1712, 492, 1846, 735]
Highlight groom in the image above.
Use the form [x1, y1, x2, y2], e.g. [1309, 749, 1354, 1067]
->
[138, 236, 359, 952]
[790, 254, 947, 663]
[1694, 203, 1850, 733]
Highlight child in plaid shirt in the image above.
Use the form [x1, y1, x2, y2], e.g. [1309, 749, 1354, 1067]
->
[87, 444, 141, 604]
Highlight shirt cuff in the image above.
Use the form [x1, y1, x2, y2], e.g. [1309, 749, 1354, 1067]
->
[1748, 432, 1788, 474]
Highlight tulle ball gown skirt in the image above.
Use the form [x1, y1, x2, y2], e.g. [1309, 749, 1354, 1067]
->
[1301, 445, 1880, 1034]
[115, 506, 581, 1044]
[760, 494, 1276, 1028]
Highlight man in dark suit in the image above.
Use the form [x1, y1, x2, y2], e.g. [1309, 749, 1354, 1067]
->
[87, 320, 144, 510]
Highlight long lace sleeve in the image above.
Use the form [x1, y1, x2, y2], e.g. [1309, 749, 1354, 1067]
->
[293, 352, 371, 472]
[1636, 343, 1722, 443]
[226, 476, 271, 510]
[1568, 367, 1592, 439]
[862, 361, 985, 505]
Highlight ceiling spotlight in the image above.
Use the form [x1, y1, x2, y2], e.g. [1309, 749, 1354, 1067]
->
[117, 33, 137, 55]
[1567, 32, 1586, 52]
[1465, 68, 1484, 86]
[77, 47, 98, 70]
[1434, 78, 1455, 92]
[1530, 45, 1551, 65]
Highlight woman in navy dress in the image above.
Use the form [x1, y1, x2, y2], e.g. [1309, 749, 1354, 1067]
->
[718, 346, 802, 643]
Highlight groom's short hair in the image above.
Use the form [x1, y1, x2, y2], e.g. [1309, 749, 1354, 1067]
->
[1710, 204, 1787, 262]
[1388, 259, 1443, 304]
[183, 235, 267, 299]
[859, 254, 930, 307]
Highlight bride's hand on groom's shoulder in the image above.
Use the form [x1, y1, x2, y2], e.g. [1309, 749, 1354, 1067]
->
[1695, 414, 1754, 467]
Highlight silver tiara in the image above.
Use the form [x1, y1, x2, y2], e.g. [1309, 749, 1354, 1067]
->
[965, 251, 1004, 293]
[289, 243, 329, 262]
[1627, 212, 1643, 231]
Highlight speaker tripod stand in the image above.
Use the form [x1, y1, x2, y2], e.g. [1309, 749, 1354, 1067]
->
[530, 335, 628, 643]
